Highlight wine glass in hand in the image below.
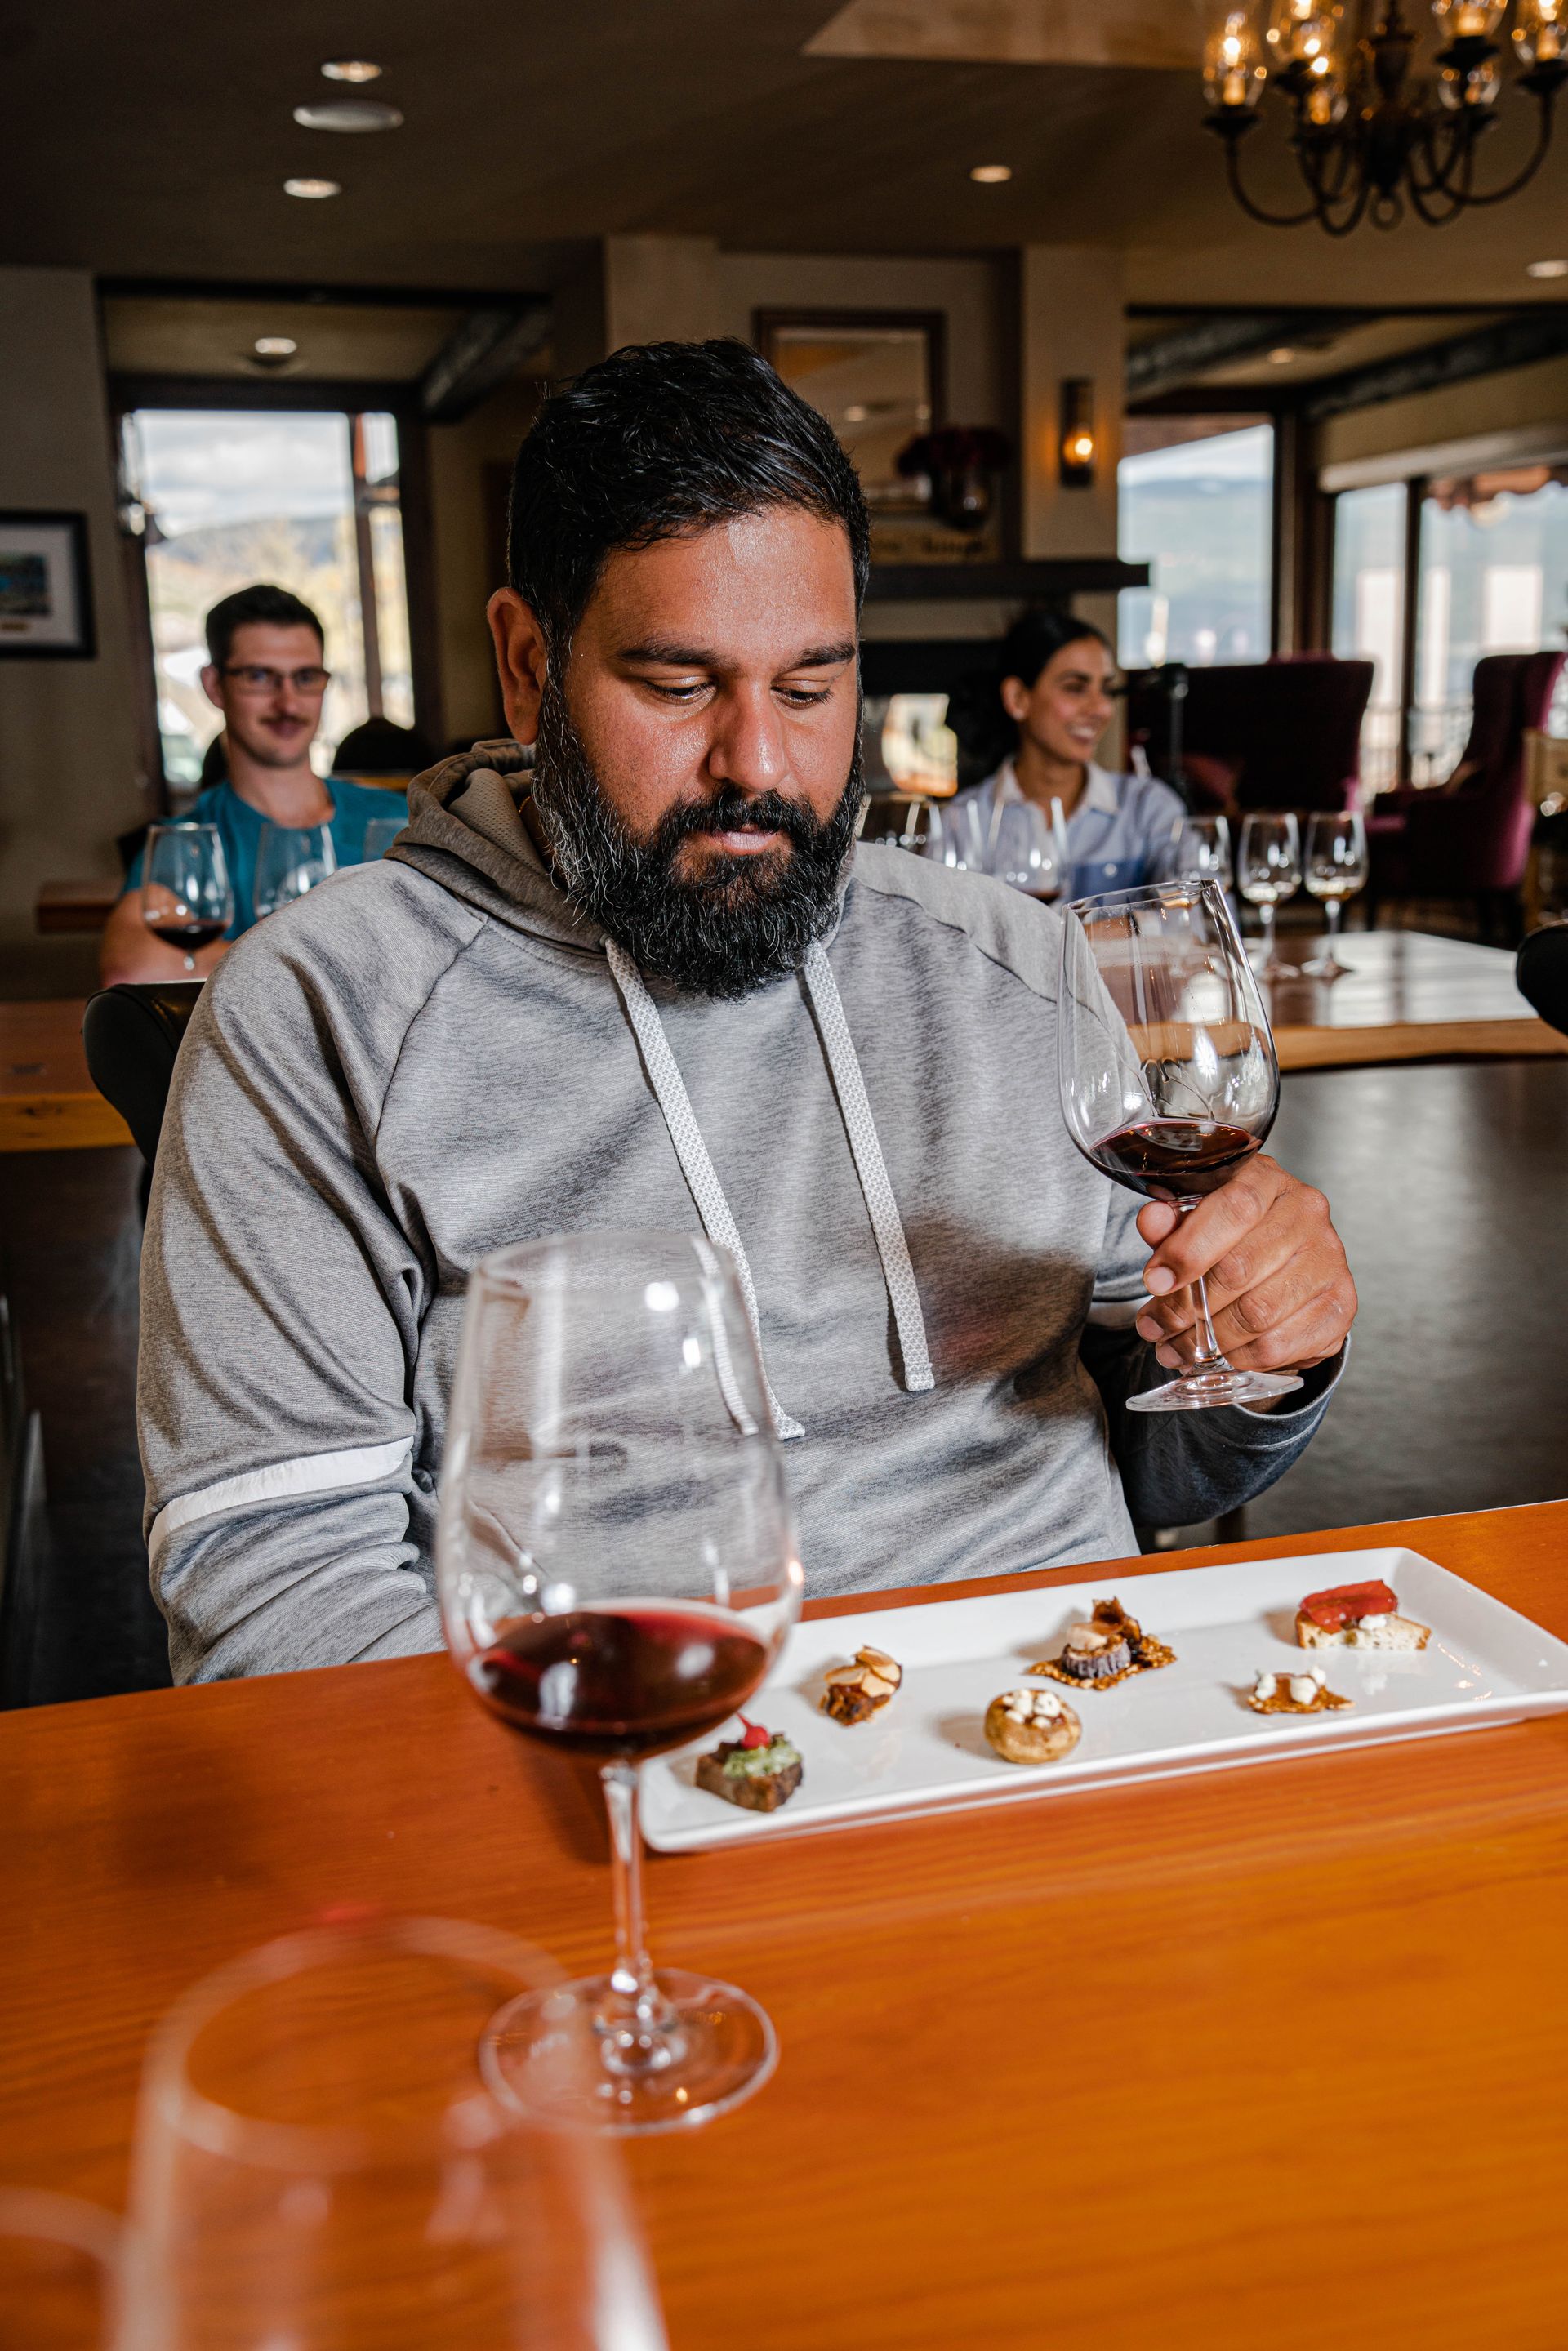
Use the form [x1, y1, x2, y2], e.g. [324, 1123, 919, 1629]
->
[141, 823, 234, 973]
[1058, 879, 1303, 1413]
[437, 1231, 803, 2135]
[1237, 812, 1302, 980]
[1302, 811, 1367, 978]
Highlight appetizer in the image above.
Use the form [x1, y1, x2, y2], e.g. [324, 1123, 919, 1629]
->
[695, 1717, 804, 1812]
[821, 1642, 903, 1725]
[1245, 1667, 1352, 1716]
[984, 1685, 1081, 1765]
[1031, 1596, 1176, 1693]
[1295, 1578, 1429, 1652]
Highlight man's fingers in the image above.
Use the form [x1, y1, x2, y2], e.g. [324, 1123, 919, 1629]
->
[1140, 1156, 1290, 1295]
[1153, 1283, 1353, 1375]
[1138, 1244, 1326, 1352]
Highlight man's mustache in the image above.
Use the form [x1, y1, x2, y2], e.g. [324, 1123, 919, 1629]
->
[651, 783, 832, 857]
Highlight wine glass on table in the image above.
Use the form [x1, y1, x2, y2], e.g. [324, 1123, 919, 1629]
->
[920, 795, 988, 872]
[437, 1230, 804, 2135]
[118, 1917, 666, 2349]
[1173, 812, 1232, 893]
[991, 798, 1069, 903]
[1237, 811, 1302, 979]
[254, 821, 336, 918]
[1058, 878, 1303, 1414]
[1301, 810, 1367, 979]
[141, 824, 234, 973]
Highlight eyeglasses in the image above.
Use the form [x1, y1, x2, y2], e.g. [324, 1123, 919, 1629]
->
[218, 664, 332, 694]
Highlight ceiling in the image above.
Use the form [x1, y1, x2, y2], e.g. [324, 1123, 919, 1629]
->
[4, 0, 1568, 300]
[101, 296, 468, 383]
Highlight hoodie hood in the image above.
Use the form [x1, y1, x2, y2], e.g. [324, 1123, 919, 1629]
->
[391, 738, 604, 956]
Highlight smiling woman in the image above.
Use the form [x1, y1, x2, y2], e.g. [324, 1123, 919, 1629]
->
[121, 406, 414, 787]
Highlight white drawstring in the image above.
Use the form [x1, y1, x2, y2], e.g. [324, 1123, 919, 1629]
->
[605, 941, 804, 1441]
[604, 936, 936, 1439]
[800, 942, 934, 1393]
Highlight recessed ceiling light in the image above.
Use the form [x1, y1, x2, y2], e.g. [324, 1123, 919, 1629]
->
[1526, 257, 1568, 278]
[253, 336, 298, 358]
[844, 403, 869, 423]
[292, 98, 403, 133]
[1268, 345, 1296, 363]
[969, 163, 1013, 184]
[321, 58, 382, 82]
[283, 177, 341, 199]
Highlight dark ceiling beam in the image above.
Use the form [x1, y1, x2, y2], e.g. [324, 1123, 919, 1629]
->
[1126, 310, 1363, 401]
[97, 274, 547, 313]
[418, 305, 552, 422]
[1303, 309, 1568, 421]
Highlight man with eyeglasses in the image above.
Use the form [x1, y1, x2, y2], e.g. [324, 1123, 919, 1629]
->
[100, 583, 410, 983]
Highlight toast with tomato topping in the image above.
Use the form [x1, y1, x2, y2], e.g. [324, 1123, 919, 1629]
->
[1294, 1578, 1429, 1651]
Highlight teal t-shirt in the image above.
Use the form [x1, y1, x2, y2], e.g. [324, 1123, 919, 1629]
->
[122, 777, 409, 937]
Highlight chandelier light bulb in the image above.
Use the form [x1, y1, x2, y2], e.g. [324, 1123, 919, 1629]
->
[1430, 0, 1506, 35]
[1205, 10, 1267, 108]
[1515, 0, 1565, 65]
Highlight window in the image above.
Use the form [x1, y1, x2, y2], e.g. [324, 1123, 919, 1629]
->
[1331, 480, 1406, 797]
[1414, 467, 1568, 782]
[1117, 417, 1274, 671]
[121, 407, 414, 787]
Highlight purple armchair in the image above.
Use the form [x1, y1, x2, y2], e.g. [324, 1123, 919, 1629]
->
[1366, 651, 1566, 941]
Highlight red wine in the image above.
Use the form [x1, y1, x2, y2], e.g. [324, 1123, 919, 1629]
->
[149, 918, 227, 951]
[1028, 886, 1061, 905]
[1087, 1118, 1263, 1203]
[469, 1601, 769, 1759]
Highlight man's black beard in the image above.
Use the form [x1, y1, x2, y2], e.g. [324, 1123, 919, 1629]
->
[528, 680, 866, 1000]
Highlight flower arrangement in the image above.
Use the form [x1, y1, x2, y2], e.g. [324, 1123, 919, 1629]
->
[895, 425, 1013, 480]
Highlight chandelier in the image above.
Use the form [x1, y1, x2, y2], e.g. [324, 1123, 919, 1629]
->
[1202, 0, 1568, 230]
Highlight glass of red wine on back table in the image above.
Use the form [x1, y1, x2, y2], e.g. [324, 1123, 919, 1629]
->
[437, 1230, 803, 2135]
[141, 822, 234, 972]
[1058, 877, 1303, 1414]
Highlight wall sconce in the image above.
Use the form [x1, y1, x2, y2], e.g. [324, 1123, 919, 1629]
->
[1059, 378, 1097, 488]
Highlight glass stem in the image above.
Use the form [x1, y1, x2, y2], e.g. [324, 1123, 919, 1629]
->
[1325, 897, 1342, 949]
[1178, 1204, 1230, 1376]
[1258, 901, 1275, 963]
[597, 1764, 681, 2073]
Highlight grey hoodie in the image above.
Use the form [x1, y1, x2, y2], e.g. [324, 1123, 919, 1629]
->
[140, 742, 1341, 1684]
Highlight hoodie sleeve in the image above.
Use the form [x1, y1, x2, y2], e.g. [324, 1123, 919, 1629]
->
[138, 923, 445, 1684]
[1080, 1179, 1345, 1531]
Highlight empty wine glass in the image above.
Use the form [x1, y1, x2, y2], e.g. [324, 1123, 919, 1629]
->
[1058, 879, 1303, 1414]
[991, 798, 1069, 902]
[0, 2189, 122, 2349]
[437, 1231, 803, 2136]
[920, 795, 988, 872]
[1173, 812, 1232, 892]
[141, 825, 234, 973]
[361, 815, 404, 862]
[1302, 811, 1367, 978]
[1237, 812, 1302, 979]
[118, 1917, 666, 2351]
[254, 822, 336, 918]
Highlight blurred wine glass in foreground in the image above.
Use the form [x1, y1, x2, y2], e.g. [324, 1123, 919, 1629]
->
[254, 822, 336, 919]
[118, 1916, 666, 2351]
[438, 1232, 803, 2135]
[141, 825, 234, 973]
[0, 2188, 122, 2349]
[1237, 811, 1302, 979]
[1058, 879, 1303, 1414]
[1302, 810, 1367, 978]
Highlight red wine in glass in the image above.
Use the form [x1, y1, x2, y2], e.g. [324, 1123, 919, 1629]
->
[148, 917, 229, 951]
[1087, 1118, 1262, 1204]
[470, 1601, 769, 1761]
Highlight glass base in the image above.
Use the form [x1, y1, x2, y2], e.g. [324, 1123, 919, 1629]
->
[480, 1967, 778, 2136]
[1259, 954, 1301, 980]
[1127, 1365, 1304, 1414]
[1301, 951, 1349, 980]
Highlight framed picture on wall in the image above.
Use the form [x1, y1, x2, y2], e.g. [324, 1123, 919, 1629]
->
[0, 510, 95, 659]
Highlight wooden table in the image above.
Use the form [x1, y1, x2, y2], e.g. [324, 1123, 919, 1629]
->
[0, 1000, 131, 1153]
[34, 879, 121, 937]
[4, 1502, 1566, 2348]
[1270, 928, 1568, 1071]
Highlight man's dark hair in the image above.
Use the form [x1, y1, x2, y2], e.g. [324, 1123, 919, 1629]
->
[205, 583, 325, 670]
[507, 339, 871, 651]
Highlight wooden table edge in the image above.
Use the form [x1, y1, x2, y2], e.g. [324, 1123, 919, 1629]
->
[1276, 1016, 1568, 1071]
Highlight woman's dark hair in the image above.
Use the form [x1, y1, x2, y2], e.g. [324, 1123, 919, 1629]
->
[946, 605, 1115, 776]
[332, 716, 438, 775]
[506, 339, 871, 652]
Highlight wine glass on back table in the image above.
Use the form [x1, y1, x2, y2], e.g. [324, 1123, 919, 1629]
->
[991, 798, 1069, 902]
[1302, 810, 1367, 978]
[438, 1231, 803, 2135]
[1058, 878, 1303, 1413]
[1237, 812, 1301, 979]
[255, 821, 336, 917]
[141, 823, 234, 972]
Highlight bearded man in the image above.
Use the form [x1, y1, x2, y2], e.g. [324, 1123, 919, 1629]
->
[140, 341, 1355, 1684]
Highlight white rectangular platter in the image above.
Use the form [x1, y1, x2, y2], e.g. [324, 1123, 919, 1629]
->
[642, 1547, 1568, 1853]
